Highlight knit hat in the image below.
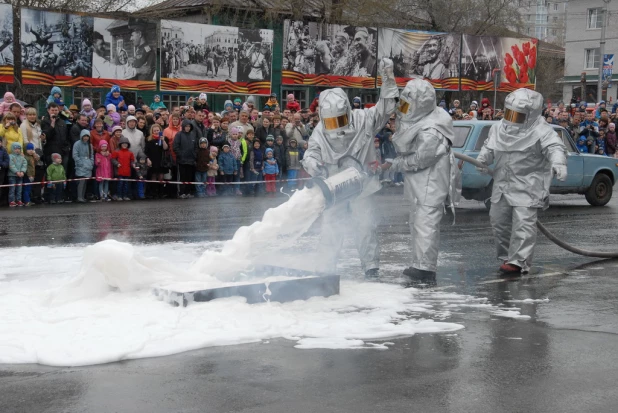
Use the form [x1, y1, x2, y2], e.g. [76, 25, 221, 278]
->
[112, 125, 123, 133]
[82, 99, 92, 108]
[199, 93, 207, 101]
[80, 129, 90, 139]
[222, 143, 230, 148]
[26, 142, 35, 150]
[55, 98, 64, 106]
[270, 92, 277, 98]
[106, 104, 116, 112]
[99, 141, 108, 150]
[287, 93, 295, 101]
[51, 153, 62, 161]
[210, 146, 218, 153]
[154, 95, 160, 99]
[471, 100, 478, 107]
[353, 96, 361, 103]
[289, 138, 297, 143]
[234, 98, 242, 103]
[265, 148, 273, 154]
[266, 134, 274, 141]
[111, 85, 121, 93]
[199, 137, 208, 144]
[128, 105, 135, 112]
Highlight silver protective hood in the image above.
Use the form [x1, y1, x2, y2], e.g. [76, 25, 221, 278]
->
[319, 88, 352, 135]
[492, 88, 550, 152]
[397, 78, 435, 123]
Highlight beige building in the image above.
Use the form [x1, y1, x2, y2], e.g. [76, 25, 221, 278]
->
[518, 0, 568, 45]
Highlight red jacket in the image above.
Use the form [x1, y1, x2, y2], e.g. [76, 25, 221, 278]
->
[91, 129, 111, 153]
[309, 97, 319, 113]
[112, 148, 135, 177]
[286, 101, 301, 112]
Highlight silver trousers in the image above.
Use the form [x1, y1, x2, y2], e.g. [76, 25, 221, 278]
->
[320, 196, 379, 272]
[489, 196, 538, 271]
[408, 203, 443, 272]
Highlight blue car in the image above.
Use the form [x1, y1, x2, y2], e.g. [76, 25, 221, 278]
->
[451, 120, 618, 208]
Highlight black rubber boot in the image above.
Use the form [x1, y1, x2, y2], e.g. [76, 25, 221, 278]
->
[403, 267, 437, 286]
[364, 268, 380, 280]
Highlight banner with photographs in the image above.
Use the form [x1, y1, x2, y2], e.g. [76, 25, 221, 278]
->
[460, 35, 537, 92]
[160, 20, 273, 95]
[0, 3, 13, 83]
[92, 18, 158, 89]
[282, 20, 378, 88]
[20, 9, 157, 90]
[377, 28, 460, 90]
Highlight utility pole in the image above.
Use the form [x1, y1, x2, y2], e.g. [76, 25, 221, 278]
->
[598, 0, 611, 102]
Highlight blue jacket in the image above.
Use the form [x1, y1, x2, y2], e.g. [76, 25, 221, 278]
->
[576, 137, 589, 153]
[46, 86, 62, 106]
[218, 151, 237, 174]
[72, 137, 94, 177]
[8, 143, 27, 177]
[104, 86, 125, 111]
[0, 145, 8, 170]
[263, 149, 279, 174]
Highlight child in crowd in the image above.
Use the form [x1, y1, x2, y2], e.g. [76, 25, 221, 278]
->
[46, 86, 62, 106]
[8, 142, 27, 207]
[73, 130, 94, 203]
[576, 136, 589, 153]
[95, 141, 113, 201]
[248, 139, 264, 196]
[195, 138, 210, 198]
[264, 134, 275, 152]
[207, 146, 219, 196]
[273, 135, 287, 190]
[218, 143, 237, 195]
[191, 93, 210, 112]
[104, 85, 125, 112]
[286, 138, 300, 189]
[106, 104, 121, 133]
[80, 99, 97, 122]
[286, 93, 300, 113]
[135, 155, 149, 199]
[150, 95, 167, 112]
[228, 127, 243, 196]
[46, 153, 66, 204]
[233, 98, 243, 113]
[264, 93, 278, 111]
[22, 143, 37, 206]
[263, 148, 279, 196]
[111, 137, 135, 201]
[221, 100, 234, 118]
[0, 92, 17, 116]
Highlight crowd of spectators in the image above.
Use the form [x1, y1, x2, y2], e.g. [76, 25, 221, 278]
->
[3, 85, 613, 208]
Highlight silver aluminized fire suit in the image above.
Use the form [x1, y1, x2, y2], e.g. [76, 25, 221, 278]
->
[389, 78, 459, 273]
[301, 58, 398, 274]
[476, 88, 567, 272]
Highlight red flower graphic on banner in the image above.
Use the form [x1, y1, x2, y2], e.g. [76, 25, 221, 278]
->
[502, 39, 536, 86]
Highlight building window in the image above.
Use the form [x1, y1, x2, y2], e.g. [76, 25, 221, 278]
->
[588, 8, 604, 29]
[585, 48, 601, 69]
[282, 89, 308, 110]
[162, 94, 187, 111]
[554, 2, 558, 10]
[552, 29, 557, 36]
[72, 90, 101, 108]
[527, 27, 531, 35]
[553, 16, 558, 22]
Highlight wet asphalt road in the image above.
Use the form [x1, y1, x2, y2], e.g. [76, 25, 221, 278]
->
[1, 188, 618, 413]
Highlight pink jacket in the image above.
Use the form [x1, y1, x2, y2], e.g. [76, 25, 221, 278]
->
[95, 142, 113, 180]
[0, 92, 20, 116]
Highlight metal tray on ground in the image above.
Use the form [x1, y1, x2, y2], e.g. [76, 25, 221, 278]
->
[153, 266, 340, 307]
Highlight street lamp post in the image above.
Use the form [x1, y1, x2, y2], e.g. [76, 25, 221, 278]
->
[598, 0, 611, 102]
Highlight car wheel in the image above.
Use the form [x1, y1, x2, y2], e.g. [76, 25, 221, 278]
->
[585, 173, 613, 206]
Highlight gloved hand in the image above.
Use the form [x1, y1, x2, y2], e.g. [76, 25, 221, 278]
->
[476, 166, 490, 175]
[302, 157, 325, 178]
[379, 58, 395, 80]
[552, 164, 567, 181]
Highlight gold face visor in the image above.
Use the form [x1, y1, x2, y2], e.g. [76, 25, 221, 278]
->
[323, 114, 349, 130]
[503, 108, 527, 124]
[398, 99, 410, 114]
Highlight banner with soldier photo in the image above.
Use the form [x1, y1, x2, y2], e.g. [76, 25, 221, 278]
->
[160, 20, 273, 95]
[460, 35, 537, 92]
[91, 18, 158, 90]
[20, 9, 157, 90]
[377, 28, 460, 90]
[0, 3, 14, 83]
[282, 20, 378, 88]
